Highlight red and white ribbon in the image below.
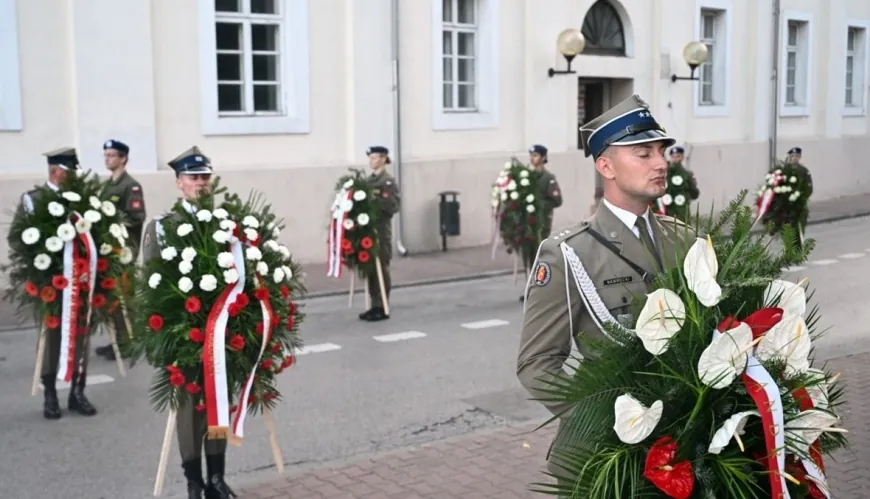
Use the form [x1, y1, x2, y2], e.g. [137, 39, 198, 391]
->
[655, 198, 667, 215]
[326, 190, 353, 278]
[792, 385, 831, 497]
[57, 213, 97, 382]
[203, 240, 244, 438]
[755, 177, 783, 220]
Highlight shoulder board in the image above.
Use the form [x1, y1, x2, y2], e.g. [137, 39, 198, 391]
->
[655, 213, 690, 227]
[153, 214, 167, 222]
[550, 221, 590, 242]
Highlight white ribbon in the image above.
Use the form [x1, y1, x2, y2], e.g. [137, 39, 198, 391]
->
[231, 273, 273, 439]
[327, 190, 351, 278]
[801, 458, 830, 498]
[57, 213, 97, 382]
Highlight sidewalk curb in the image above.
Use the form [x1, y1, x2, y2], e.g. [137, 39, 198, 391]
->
[300, 210, 870, 301]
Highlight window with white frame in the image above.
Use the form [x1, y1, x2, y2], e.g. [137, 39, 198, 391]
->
[783, 19, 810, 109]
[441, 0, 478, 112]
[698, 8, 726, 107]
[0, 0, 23, 131]
[845, 25, 867, 110]
[198, 0, 310, 135]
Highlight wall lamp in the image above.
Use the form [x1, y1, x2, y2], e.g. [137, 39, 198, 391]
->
[548, 29, 586, 78]
[670, 41, 709, 82]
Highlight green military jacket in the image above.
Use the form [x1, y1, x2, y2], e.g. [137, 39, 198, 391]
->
[141, 212, 182, 265]
[369, 170, 401, 261]
[7, 184, 57, 251]
[516, 202, 695, 475]
[536, 168, 562, 237]
[104, 171, 146, 257]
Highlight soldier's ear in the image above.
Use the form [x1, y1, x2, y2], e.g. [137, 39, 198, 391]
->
[595, 155, 616, 180]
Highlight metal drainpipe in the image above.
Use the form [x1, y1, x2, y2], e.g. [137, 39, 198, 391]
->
[769, 0, 781, 167]
[390, 0, 409, 257]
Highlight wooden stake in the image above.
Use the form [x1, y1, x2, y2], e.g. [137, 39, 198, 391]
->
[512, 253, 519, 285]
[153, 409, 177, 497]
[106, 321, 127, 378]
[31, 326, 46, 397]
[119, 298, 134, 340]
[263, 407, 285, 475]
[348, 271, 355, 308]
[374, 256, 390, 316]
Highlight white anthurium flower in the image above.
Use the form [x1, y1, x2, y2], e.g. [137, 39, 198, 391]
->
[178, 260, 193, 275]
[273, 267, 286, 284]
[342, 218, 355, 230]
[120, 224, 129, 239]
[213, 230, 230, 244]
[118, 247, 133, 264]
[520, 178, 531, 187]
[786, 409, 843, 455]
[177, 223, 194, 237]
[48, 201, 65, 217]
[223, 268, 240, 284]
[178, 277, 194, 294]
[45, 236, 63, 253]
[99, 243, 113, 255]
[74, 218, 92, 234]
[148, 272, 162, 289]
[684, 237, 723, 307]
[526, 205, 535, 213]
[61, 191, 81, 202]
[245, 246, 263, 261]
[83, 210, 102, 223]
[671, 175, 684, 186]
[661, 194, 673, 206]
[213, 208, 229, 219]
[763, 279, 807, 318]
[199, 274, 218, 292]
[217, 251, 234, 268]
[257, 261, 269, 276]
[613, 394, 664, 444]
[161, 247, 178, 261]
[634, 289, 686, 355]
[754, 314, 811, 375]
[181, 247, 197, 262]
[21, 227, 40, 245]
[57, 223, 76, 242]
[34, 254, 51, 271]
[242, 215, 260, 228]
[340, 199, 354, 212]
[196, 209, 213, 222]
[343, 179, 354, 189]
[698, 322, 756, 389]
[101, 200, 117, 217]
[708, 411, 760, 454]
[89, 196, 101, 210]
[804, 368, 831, 411]
[353, 190, 366, 201]
[357, 213, 371, 226]
[507, 180, 517, 191]
[674, 195, 686, 206]
[109, 223, 123, 240]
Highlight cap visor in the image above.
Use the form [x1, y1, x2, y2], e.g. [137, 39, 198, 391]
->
[611, 129, 676, 148]
[180, 166, 213, 175]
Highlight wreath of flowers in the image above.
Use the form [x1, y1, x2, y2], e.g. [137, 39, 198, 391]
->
[129, 179, 305, 439]
[536, 192, 846, 499]
[755, 162, 812, 236]
[494, 158, 546, 261]
[654, 162, 700, 222]
[326, 169, 382, 278]
[3, 169, 135, 332]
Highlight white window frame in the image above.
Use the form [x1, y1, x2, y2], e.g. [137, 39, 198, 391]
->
[431, 0, 500, 131]
[778, 11, 813, 118]
[843, 21, 869, 117]
[198, 0, 310, 136]
[0, 0, 23, 131]
[692, 0, 732, 118]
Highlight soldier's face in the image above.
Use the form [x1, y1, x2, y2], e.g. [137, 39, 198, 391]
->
[104, 149, 125, 170]
[597, 142, 668, 201]
[670, 152, 684, 163]
[787, 153, 801, 164]
[529, 153, 544, 167]
[176, 173, 212, 200]
[368, 153, 386, 170]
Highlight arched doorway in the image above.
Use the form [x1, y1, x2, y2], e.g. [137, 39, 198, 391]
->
[581, 0, 627, 57]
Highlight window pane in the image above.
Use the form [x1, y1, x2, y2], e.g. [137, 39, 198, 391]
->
[250, 0, 278, 14]
[442, 56, 453, 82]
[787, 23, 797, 46]
[846, 87, 853, 105]
[786, 52, 796, 74]
[786, 67, 796, 86]
[702, 14, 715, 38]
[846, 55, 853, 74]
[701, 65, 712, 84]
[786, 85, 796, 104]
[442, 31, 453, 55]
[216, 22, 242, 50]
[701, 83, 712, 104]
[458, 58, 474, 83]
[253, 84, 280, 111]
[443, 83, 454, 108]
[218, 84, 244, 111]
[457, 83, 475, 108]
[215, 0, 240, 12]
[847, 28, 855, 51]
[253, 54, 278, 81]
[251, 24, 279, 51]
[216, 53, 243, 81]
[442, 0, 452, 22]
[458, 32, 474, 56]
[457, 0, 475, 24]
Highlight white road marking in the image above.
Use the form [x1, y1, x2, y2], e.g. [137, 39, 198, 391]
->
[811, 259, 839, 266]
[295, 343, 342, 355]
[461, 319, 510, 330]
[838, 252, 866, 259]
[783, 266, 806, 273]
[373, 331, 427, 343]
[41, 373, 115, 391]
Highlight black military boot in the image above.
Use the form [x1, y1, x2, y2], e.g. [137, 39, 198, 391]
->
[183, 459, 206, 499]
[68, 372, 97, 416]
[358, 308, 374, 320]
[363, 307, 389, 322]
[205, 454, 237, 498]
[95, 344, 113, 357]
[41, 374, 62, 420]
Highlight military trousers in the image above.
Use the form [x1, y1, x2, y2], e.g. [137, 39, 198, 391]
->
[176, 400, 227, 460]
[367, 255, 392, 309]
[41, 306, 91, 377]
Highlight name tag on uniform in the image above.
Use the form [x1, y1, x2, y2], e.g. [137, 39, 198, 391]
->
[603, 276, 632, 286]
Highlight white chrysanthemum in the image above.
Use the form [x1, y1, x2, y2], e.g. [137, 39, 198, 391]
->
[213, 230, 230, 244]
[83, 210, 102, 223]
[89, 196, 101, 210]
[343, 219, 354, 230]
[223, 268, 240, 284]
[34, 253, 51, 271]
[670, 175, 684, 186]
[101, 201, 117, 217]
[199, 274, 218, 292]
[509, 191, 519, 200]
[674, 194, 686, 206]
[61, 192, 81, 202]
[181, 247, 197, 262]
[213, 208, 229, 219]
[520, 178, 530, 187]
[178, 260, 193, 275]
[161, 247, 178, 261]
[242, 215, 260, 228]
[177, 223, 194, 237]
[45, 236, 63, 253]
[526, 194, 535, 203]
[246, 247, 263, 261]
[57, 223, 76, 242]
[196, 210, 213, 222]
[217, 251, 234, 268]
[148, 273, 162, 289]
[109, 223, 123, 239]
[178, 277, 194, 294]
[74, 218, 92, 234]
[273, 267, 286, 283]
[118, 247, 133, 264]
[21, 227, 40, 245]
[48, 202, 65, 217]
[357, 213, 370, 226]
[257, 261, 269, 276]
[353, 190, 366, 201]
[99, 243, 113, 255]
[526, 204, 536, 213]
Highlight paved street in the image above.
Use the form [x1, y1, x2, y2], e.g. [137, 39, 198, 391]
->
[0, 216, 869, 497]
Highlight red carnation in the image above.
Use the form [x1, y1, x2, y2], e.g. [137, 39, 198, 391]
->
[280, 285, 290, 298]
[185, 296, 202, 314]
[341, 239, 352, 250]
[97, 258, 109, 273]
[261, 359, 273, 370]
[288, 302, 297, 315]
[149, 314, 164, 331]
[228, 334, 245, 351]
[40, 286, 57, 303]
[25, 281, 38, 297]
[166, 364, 181, 375]
[92, 294, 107, 308]
[360, 236, 373, 249]
[169, 371, 185, 387]
[270, 343, 282, 354]
[254, 288, 269, 301]
[44, 315, 60, 329]
[228, 303, 242, 317]
[188, 327, 205, 343]
[185, 382, 201, 394]
[255, 322, 265, 335]
[282, 355, 295, 369]
[287, 315, 295, 330]
[52, 275, 68, 290]
[358, 250, 370, 263]
[100, 278, 116, 290]
[234, 292, 250, 308]
[74, 259, 88, 275]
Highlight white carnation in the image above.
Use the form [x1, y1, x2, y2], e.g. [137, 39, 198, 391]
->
[178, 260, 193, 275]
[181, 247, 197, 262]
[525, 194, 535, 203]
[33, 253, 51, 271]
[196, 210, 213, 222]
[257, 261, 269, 276]
[21, 227, 40, 245]
[353, 190, 367, 201]
[789, 176, 797, 184]
[282, 265, 293, 280]
[45, 236, 63, 253]
[148, 273, 162, 289]
[219, 219, 236, 231]
[57, 223, 76, 242]
[213, 230, 230, 244]
[500, 192, 508, 201]
[343, 179, 354, 188]
[519, 170, 530, 178]
[101, 201, 117, 217]
[343, 219, 355, 230]
[263, 240, 279, 252]
[272, 226, 280, 238]
[217, 251, 235, 268]
[357, 213, 370, 226]
[178, 277, 194, 293]
[278, 245, 291, 258]
[48, 202, 65, 217]
[243, 228, 258, 241]
[509, 191, 519, 200]
[118, 247, 133, 264]
[242, 215, 260, 228]
[177, 223, 194, 237]
[223, 268, 240, 284]
[273, 267, 286, 283]
[213, 208, 229, 219]
[61, 192, 81, 202]
[526, 204, 536, 213]
[520, 178, 530, 187]
[245, 247, 263, 261]
[507, 181, 517, 191]
[661, 194, 674, 206]
[161, 247, 178, 261]
[199, 274, 218, 292]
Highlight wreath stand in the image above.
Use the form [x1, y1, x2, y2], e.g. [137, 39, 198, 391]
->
[152, 407, 285, 496]
[346, 256, 390, 316]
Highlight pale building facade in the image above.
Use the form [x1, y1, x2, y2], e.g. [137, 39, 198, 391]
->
[0, 0, 868, 264]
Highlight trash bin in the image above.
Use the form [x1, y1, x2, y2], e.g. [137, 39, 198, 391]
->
[438, 191, 460, 251]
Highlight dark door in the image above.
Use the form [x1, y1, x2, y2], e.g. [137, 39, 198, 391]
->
[579, 81, 606, 199]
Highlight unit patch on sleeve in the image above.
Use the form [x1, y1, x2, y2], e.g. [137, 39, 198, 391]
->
[533, 262, 551, 286]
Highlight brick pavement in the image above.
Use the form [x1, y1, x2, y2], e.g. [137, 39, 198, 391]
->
[235, 351, 870, 498]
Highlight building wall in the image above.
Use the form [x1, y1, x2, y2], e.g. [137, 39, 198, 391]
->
[0, 0, 868, 266]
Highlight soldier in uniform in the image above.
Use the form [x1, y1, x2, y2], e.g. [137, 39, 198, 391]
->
[358, 145, 401, 322]
[516, 95, 695, 485]
[141, 146, 236, 499]
[95, 139, 147, 361]
[520, 145, 563, 302]
[8, 148, 99, 420]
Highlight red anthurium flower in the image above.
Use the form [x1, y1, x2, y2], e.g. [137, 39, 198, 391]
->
[52, 275, 68, 290]
[97, 258, 109, 272]
[742, 308, 784, 340]
[185, 382, 201, 394]
[149, 314, 164, 331]
[643, 437, 695, 499]
[188, 327, 205, 343]
[44, 315, 60, 329]
[25, 281, 38, 297]
[169, 371, 185, 387]
[185, 296, 202, 314]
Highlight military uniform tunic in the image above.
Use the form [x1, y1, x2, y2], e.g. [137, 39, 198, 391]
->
[367, 170, 401, 308]
[522, 168, 563, 272]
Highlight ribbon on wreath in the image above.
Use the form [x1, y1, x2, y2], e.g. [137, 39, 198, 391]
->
[755, 176, 783, 220]
[57, 212, 97, 383]
[327, 189, 353, 278]
[791, 384, 832, 498]
[654, 198, 667, 216]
